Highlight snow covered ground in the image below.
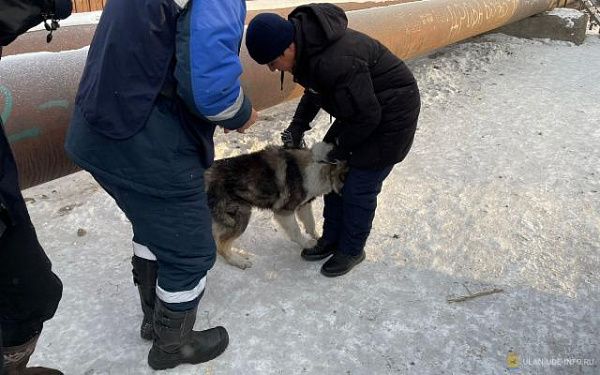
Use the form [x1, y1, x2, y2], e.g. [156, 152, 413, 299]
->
[22, 31, 599, 374]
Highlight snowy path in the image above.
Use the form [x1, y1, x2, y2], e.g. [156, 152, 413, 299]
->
[23, 33, 600, 374]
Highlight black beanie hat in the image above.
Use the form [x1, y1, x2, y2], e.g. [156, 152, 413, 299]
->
[246, 13, 295, 65]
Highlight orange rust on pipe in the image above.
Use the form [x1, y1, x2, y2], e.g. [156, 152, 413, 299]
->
[0, 0, 576, 189]
[347, 0, 579, 61]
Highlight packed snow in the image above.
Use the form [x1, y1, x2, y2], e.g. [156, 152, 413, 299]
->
[547, 8, 587, 28]
[20, 31, 599, 374]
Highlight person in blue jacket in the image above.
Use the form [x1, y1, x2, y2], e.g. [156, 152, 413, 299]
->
[65, 0, 257, 370]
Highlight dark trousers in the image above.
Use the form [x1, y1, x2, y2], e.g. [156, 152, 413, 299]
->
[0, 123, 63, 354]
[321, 165, 393, 256]
[65, 97, 217, 312]
[0, 219, 63, 348]
[93, 175, 215, 312]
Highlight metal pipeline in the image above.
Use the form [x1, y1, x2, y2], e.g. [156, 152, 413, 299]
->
[0, 0, 575, 189]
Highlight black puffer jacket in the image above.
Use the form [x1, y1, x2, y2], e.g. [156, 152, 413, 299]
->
[289, 3, 420, 169]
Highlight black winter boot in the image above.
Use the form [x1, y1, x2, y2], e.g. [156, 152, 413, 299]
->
[321, 251, 366, 277]
[147, 300, 229, 370]
[2, 334, 63, 375]
[131, 256, 158, 341]
[300, 238, 337, 261]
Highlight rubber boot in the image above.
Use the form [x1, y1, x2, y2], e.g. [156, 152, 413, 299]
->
[147, 300, 229, 370]
[2, 334, 63, 375]
[131, 256, 157, 341]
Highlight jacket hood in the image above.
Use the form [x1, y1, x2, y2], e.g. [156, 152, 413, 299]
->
[289, 3, 348, 62]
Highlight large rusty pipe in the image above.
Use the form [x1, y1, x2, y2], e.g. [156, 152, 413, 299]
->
[0, 0, 575, 189]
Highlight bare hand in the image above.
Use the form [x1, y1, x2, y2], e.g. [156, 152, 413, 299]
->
[227, 108, 258, 134]
[223, 108, 258, 134]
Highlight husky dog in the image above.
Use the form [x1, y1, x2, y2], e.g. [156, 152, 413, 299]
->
[205, 142, 347, 269]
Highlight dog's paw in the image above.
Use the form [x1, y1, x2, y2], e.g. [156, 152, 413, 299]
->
[226, 250, 253, 270]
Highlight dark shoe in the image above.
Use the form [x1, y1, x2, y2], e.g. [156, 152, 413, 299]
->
[132, 256, 157, 341]
[147, 300, 229, 370]
[2, 334, 64, 375]
[321, 251, 366, 277]
[301, 238, 337, 261]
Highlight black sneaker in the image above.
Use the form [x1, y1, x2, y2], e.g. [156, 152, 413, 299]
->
[320, 251, 366, 277]
[301, 238, 337, 261]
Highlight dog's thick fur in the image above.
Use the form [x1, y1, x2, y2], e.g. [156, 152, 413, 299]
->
[205, 142, 347, 269]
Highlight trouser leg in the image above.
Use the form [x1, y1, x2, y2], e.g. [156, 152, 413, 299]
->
[321, 191, 344, 245]
[1, 122, 63, 373]
[92, 174, 215, 313]
[89, 177, 227, 370]
[337, 166, 394, 256]
[0, 220, 63, 348]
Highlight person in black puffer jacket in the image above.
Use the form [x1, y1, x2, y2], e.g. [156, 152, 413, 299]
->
[246, 3, 420, 277]
[1, 1, 71, 373]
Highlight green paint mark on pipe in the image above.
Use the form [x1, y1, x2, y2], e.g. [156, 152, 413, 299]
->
[8, 128, 41, 143]
[0, 84, 13, 124]
[38, 100, 69, 110]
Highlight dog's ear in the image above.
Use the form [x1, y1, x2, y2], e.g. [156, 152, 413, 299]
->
[310, 142, 334, 162]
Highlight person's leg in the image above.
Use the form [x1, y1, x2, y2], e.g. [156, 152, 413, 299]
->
[339, 165, 393, 256]
[140, 191, 227, 370]
[92, 175, 227, 370]
[321, 191, 343, 245]
[0, 223, 62, 344]
[92, 177, 159, 341]
[1, 124, 63, 373]
[321, 165, 393, 277]
[0, 218, 63, 374]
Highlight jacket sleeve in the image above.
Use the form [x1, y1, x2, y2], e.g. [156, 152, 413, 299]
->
[174, 0, 252, 130]
[317, 56, 381, 153]
[290, 89, 321, 131]
[0, 0, 45, 46]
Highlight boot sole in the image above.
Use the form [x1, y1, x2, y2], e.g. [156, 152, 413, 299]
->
[320, 252, 366, 277]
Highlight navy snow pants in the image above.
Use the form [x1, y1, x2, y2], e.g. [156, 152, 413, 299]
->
[93, 176, 216, 311]
[321, 165, 394, 256]
[65, 97, 216, 311]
